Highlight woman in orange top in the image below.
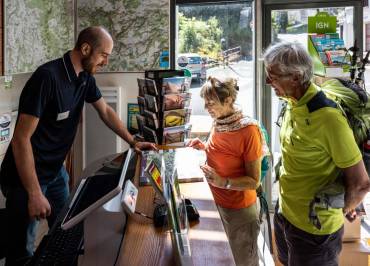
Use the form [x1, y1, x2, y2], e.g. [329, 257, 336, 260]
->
[187, 76, 268, 266]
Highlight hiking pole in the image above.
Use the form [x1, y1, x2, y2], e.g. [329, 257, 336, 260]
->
[355, 50, 370, 87]
[349, 40, 360, 83]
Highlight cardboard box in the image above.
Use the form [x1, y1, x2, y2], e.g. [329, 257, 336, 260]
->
[339, 241, 370, 266]
[343, 218, 361, 242]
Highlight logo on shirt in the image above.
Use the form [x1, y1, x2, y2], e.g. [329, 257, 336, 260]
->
[56, 111, 70, 121]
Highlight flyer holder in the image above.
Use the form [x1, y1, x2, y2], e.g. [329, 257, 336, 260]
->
[144, 151, 192, 265]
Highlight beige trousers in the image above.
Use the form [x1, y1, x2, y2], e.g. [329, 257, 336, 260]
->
[218, 203, 260, 266]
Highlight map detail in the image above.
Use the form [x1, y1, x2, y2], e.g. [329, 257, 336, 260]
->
[77, 0, 169, 72]
[5, 0, 74, 74]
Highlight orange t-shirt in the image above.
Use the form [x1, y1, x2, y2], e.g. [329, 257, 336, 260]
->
[206, 125, 263, 209]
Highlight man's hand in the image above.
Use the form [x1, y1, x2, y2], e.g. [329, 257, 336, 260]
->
[186, 138, 206, 150]
[344, 209, 357, 223]
[28, 192, 51, 220]
[134, 141, 158, 153]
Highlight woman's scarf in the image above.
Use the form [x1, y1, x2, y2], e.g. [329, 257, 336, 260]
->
[213, 110, 270, 157]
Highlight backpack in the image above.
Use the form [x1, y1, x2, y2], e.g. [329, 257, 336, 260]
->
[321, 78, 370, 145]
[256, 123, 273, 254]
[306, 79, 370, 229]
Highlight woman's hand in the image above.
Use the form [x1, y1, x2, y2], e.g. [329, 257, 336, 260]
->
[186, 138, 206, 150]
[200, 164, 227, 188]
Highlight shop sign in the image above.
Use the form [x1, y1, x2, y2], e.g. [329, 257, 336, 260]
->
[308, 12, 336, 34]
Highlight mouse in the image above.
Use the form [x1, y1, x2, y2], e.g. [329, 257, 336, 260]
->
[153, 204, 168, 227]
[185, 198, 200, 221]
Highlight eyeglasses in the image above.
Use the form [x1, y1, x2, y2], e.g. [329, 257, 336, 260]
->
[265, 72, 291, 84]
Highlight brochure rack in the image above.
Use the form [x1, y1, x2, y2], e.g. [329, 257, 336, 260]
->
[143, 150, 192, 265]
[308, 33, 350, 78]
[136, 70, 192, 146]
[307, 12, 350, 78]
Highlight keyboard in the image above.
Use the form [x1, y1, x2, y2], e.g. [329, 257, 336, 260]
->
[27, 222, 83, 266]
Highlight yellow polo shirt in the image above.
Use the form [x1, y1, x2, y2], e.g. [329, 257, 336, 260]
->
[279, 83, 362, 235]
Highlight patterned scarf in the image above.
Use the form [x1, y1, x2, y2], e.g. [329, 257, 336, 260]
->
[213, 110, 270, 156]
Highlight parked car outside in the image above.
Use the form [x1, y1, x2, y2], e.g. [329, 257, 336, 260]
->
[178, 53, 206, 83]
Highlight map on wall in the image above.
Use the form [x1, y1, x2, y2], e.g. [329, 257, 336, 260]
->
[5, 0, 74, 74]
[77, 0, 169, 72]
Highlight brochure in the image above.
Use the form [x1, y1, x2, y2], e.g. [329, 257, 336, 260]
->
[137, 78, 147, 97]
[137, 96, 146, 115]
[163, 125, 192, 146]
[144, 94, 159, 113]
[143, 126, 158, 144]
[136, 115, 146, 136]
[162, 77, 188, 95]
[127, 103, 140, 134]
[146, 79, 159, 96]
[144, 160, 164, 198]
[163, 109, 191, 128]
[144, 110, 159, 129]
[163, 93, 191, 111]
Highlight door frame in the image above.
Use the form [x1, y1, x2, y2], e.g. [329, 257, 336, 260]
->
[260, 0, 364, 208]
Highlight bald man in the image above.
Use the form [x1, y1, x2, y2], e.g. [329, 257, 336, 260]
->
[0, 26, 156, 265]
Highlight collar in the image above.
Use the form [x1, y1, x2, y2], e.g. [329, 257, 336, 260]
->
[296, 83, 319, 106]
[62, 51, 78, 82]
[288, 83, 319, 107]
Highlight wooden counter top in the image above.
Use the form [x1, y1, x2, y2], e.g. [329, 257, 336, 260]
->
[116, 158, 234, 266]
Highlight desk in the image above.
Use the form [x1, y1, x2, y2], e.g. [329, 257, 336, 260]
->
[116, 156, 235, 266]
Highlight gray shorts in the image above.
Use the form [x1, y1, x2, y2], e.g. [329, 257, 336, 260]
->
[218, 203, 260, 266]
[274, 211, 343, 266]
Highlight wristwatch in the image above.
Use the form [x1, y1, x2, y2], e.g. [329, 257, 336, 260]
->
[224, 178, 231, 189]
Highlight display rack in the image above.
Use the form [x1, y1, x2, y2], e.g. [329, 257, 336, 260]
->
[136, 70, 192, 146]
[307, 12, 350, 78]
[308, 33, 350, 78]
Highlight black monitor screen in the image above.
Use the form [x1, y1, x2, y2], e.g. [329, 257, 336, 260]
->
[61, 149, 137, 230]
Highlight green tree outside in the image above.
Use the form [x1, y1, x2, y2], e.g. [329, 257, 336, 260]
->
[178, 13, 223, 59]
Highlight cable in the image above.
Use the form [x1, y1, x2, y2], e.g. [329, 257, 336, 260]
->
[135, 211, 153, 219]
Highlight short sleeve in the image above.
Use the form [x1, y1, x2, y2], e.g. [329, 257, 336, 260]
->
[322, 110, 362, 168]
[18, 68, 53, 118]
[85, 76, 102, 103]
[242, 125, 263, 162]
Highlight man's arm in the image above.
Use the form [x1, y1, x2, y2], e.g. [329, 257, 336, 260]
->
[92, 98, 157, 151]
[343, 160, 370, 214]
[12, 114, 51, 219]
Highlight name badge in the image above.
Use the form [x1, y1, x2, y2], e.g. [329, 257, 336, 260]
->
[57, 111, 70, 121]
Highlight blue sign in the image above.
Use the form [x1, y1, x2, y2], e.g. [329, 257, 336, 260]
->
[159, 50, 169, 68]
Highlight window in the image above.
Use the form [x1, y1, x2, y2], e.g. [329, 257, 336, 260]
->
[175, 1, 255, 135]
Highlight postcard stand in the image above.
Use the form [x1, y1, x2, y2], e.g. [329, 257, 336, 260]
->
[136, 70, 192, 146]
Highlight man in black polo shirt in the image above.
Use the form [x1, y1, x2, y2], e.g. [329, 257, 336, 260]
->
[0, 26, 156, 265]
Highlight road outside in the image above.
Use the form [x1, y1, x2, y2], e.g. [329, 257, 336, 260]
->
[189, 60, 255, 117]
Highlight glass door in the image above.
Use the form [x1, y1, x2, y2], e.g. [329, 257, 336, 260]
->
[175, 1, 255, 135]
[262, 1, 364, 208]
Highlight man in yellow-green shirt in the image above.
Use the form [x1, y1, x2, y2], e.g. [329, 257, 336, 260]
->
[264, 42, 370, 266]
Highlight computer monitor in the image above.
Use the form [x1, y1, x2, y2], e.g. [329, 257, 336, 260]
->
[61, 148, 136, 230]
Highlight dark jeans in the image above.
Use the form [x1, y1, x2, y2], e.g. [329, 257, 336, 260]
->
[2, 166, 70, 266]
[274, 211, 344, 266]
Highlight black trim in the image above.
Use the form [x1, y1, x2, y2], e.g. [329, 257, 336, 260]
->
[176, 0, 251, 4]
[306, 91, 337, 113]
[170, 0, 176, 69]
[63, 51, 78, 82]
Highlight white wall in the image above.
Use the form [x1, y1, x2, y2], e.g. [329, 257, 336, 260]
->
[94, 72, 143, 151]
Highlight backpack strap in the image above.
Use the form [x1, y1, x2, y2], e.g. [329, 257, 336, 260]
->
[306, 91, 337, 113]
